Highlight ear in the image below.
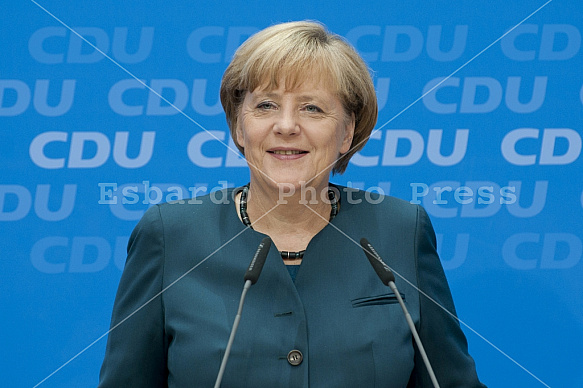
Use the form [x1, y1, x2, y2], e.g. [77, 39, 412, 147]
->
[339, 113, 355, 154]
[236, 120, 245, 147]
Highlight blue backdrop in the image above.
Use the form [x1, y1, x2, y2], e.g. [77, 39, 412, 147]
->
[2, 1, 581, 386]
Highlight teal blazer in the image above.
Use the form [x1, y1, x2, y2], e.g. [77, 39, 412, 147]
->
[99, 186, 485, 387]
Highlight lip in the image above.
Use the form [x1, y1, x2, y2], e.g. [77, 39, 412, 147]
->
[267, 147, 308, 160]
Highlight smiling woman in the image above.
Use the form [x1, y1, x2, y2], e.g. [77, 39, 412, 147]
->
[237, 77, 354, 195]
[221, 21, 377, 176]
[220, 21, 377, 260]
[234, 76, 355, 257]
[98, 21, 486, 387]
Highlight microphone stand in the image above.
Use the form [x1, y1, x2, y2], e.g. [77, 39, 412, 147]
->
[388, 280, 440, 388]
[214, 237, 271, 388]
[360, 238, 440, 388]
[214, 280, 252, 388]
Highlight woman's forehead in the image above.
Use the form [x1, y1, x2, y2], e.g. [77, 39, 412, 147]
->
[252, 70, 337, 94]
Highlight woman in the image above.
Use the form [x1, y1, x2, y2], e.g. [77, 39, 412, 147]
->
[99, 21, 485, 387]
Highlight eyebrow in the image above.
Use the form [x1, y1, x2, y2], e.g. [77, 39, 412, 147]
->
[252, 91, 327, 102]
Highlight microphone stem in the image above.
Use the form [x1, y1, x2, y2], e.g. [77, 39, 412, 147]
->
[214, 279, 252, 388]
[388, 281, 441, 388]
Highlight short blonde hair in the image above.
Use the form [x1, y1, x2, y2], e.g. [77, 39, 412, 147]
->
[220, 21, 378, 174]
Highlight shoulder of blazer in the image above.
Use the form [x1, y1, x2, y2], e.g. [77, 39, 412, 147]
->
[334, 184, 420, 226]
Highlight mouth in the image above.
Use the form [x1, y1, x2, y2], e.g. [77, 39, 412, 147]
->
[268, 149, 307, 155]
[267, 148, 308, 160]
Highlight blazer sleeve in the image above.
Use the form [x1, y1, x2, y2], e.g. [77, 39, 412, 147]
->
[98, 205, 168, 387]
[408, 205, 486, 387]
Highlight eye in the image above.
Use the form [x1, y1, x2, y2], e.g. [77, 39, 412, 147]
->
[303, 104, 323, 113]
[257, 101, 276, 110]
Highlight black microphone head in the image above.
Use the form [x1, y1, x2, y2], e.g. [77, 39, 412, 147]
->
[360, 238, 395, 286]
[244, 237, 272, 284]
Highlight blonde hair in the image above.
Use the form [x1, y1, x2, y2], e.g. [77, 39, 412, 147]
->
[220, 21, 378, 174]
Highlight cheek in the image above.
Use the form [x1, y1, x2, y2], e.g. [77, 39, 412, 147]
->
[237, 119, 265, 156]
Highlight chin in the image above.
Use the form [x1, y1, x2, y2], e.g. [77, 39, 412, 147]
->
[275, 180, 305, 190]
[275, 177, 327, 191]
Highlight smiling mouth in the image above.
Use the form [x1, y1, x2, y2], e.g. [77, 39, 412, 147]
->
[269, 150, 307, 155]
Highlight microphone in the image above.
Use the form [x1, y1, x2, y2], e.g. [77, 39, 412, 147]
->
[214, 237, 272, 388]
[244, 237, 271, 284]
[360, 238, 441, 388]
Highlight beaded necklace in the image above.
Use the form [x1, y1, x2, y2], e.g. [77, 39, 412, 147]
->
[239, 184, 339, 260]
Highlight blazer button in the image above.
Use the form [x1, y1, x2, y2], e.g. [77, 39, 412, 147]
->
[287, 350, 303, 366]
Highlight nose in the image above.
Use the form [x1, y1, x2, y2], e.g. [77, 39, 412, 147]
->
[273, 106, 299, 136]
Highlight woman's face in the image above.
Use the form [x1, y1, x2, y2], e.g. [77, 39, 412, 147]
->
[237, 76, 354, 194]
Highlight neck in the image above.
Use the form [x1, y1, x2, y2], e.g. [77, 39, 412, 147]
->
[238, 182, 336, 253]
[251, 184, 330, 229]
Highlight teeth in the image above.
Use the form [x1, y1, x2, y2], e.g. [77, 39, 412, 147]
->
[272, 150, 302, 155]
